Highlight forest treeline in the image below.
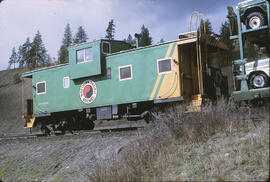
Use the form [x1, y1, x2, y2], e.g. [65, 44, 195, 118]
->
[7, 7, 239, 70]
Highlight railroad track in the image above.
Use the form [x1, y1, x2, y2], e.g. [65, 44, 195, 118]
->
[0, 125, 144, 140]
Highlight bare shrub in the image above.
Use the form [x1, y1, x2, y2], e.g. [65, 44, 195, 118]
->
[160, 99, 258, 143]
[91, 99, 269, 181]
[91, 123, 173, 182]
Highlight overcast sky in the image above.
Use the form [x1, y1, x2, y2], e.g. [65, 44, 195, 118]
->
[0, 0, 242, 71]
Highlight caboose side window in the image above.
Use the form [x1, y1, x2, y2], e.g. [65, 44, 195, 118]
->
[36, 81, 46, 95]
[76, 47, 93, 64]
[157, 58, 173, 74]
[119, 65, 133, 81]
[102, 42, 111, 54]
[63, 77, 70, 88]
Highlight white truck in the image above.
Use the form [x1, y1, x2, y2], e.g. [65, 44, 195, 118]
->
[245, 58, 270, 88]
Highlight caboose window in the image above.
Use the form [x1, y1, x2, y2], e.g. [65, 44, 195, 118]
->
[102, 42, 111, 54]
[85, 48, 93, 61]
[119, 65, 133, 81]
[157, 58, 173, 74]
[76, 47, 93, 64]
[76, 50, 84, 63]
[36, 81, 46, 95]
[63, 77, 70, 88]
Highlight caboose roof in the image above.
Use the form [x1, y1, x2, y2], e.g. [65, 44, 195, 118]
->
[22, 63, 69, 78]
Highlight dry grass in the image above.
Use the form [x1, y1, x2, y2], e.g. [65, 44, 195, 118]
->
[91, 100, 269, 182]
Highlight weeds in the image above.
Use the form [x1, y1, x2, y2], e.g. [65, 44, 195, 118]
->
[13, 73, 21, 84]
[91, 100, 269, 181]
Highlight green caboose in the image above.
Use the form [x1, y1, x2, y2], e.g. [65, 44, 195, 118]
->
[22, 31, 228, 134]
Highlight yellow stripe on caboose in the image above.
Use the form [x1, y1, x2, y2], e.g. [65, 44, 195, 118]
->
[156, 43, 181, 99]
[149, 43, 174, 100]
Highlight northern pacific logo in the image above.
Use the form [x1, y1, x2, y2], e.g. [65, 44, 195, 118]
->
[79, 80, 97, 104]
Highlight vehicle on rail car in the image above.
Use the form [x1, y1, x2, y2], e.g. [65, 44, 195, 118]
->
[238, 0, 269, 29]
[22, 29, 229, 134]
[230, 0, 270, 102]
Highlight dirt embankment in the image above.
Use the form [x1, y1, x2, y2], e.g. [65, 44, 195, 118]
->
[0, 130, 139, 182]
[0, 68, 32, 134]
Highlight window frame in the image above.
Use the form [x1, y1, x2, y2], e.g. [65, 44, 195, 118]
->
[102, 41, 111, 54]
[63, 76, 70, 89]
[157, 57, 173, 75]
[76, 47, 93, 64]
[36, 81, 46, 95]
[118, 64, 133, 81]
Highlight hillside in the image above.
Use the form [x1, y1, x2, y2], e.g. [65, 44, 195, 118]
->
[0, 68, 32, 134]
[0, 101, 268, 181]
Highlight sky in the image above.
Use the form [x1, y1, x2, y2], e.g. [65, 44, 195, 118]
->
[0, 0, 243, 71]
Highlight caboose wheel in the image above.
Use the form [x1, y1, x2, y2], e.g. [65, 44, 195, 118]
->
[81, 119, 95, 130]
[89, 121, 95, 130]
[142, 111, 155, 123]
[41, 126, 50, 135]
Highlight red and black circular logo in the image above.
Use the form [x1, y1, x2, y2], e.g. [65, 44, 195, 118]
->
[79, 80, 97, 104]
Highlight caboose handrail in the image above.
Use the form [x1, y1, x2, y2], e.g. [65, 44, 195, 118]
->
[190, 11, 206, 34]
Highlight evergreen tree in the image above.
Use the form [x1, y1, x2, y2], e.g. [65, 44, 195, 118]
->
[58, 45, 69, 64]
[227, 6, 238, 36]
[200, 19, 214, 35]
[105, 19, 116, 40]
[8, 47, 17, 69]
[62, 23, 72, 47]
[16, 45, 22, 67]
[18, 37, 32, 68]
[30, 31, 48, 68]
[125, 34, 136, 45]
[58, 23, 72, 64]
[73, 26, 88, 44]
[159, 38, 165, 43]
[44, 54, 52, 66]
[219, 20, 234, 50]
[139, 25, 152, 46]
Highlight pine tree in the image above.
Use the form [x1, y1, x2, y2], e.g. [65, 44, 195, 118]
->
[219, 20, 234, 50]
[58, 45, 69, 64]
[18, 37, 32, 68]
[200, 19, 214, 35]
[125, 34, 136, 45]
[227, 6, 238, 36]
[58, 23, 72, 64]
[30, 31, 48, 68]
[139, 25, 152, 47]
[73, 26, 88, 44]
[105, 19, 116, 40]
[16, 45, 22, 67]
[159, 38, 165, 43]
[62, 23, 72, 47]
[8, 47, 17, 69]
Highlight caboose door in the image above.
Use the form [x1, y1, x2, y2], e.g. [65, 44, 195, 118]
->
[179, 42, 200, 101]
